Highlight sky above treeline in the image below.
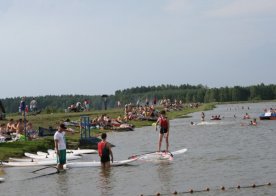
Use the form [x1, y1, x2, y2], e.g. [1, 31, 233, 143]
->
[0, 0, 275, 99]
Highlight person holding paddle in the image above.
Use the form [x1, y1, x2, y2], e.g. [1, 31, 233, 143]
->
[98, 133, 113, 168]
[156, 110, 170, 152]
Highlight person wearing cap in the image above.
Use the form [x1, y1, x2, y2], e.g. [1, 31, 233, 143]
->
[54, 123, 74, 171]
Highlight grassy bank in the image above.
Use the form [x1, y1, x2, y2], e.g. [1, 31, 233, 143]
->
[0, 103, 215, 160]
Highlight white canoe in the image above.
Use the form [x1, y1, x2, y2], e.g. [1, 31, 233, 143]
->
[24, 152, 82, 161]
[64, 158, 137, 169]
[132, 148, 187, 161]
[0, 177, 5, 183]
[2, 160, 57, 167]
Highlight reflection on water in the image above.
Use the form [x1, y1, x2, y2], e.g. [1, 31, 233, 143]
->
[156, 162, 173, 193]
[0, 168, 5, 176]
[56, 172, 69, 196]
[97, 167, 113, 196]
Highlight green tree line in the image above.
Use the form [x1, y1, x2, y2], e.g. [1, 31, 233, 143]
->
[1, 83, 275, 114]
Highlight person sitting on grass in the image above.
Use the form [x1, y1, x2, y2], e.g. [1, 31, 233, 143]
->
[26, 122, 38, 140]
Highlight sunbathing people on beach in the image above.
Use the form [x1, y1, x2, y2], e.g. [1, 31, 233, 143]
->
[67, 102, 85, 112]
[26, 122, 38, 140]
[6, 119, 17, 134]
[0, 123, 9, 142]
[124, 104, 159, 121]
[160, 98, 184, 111]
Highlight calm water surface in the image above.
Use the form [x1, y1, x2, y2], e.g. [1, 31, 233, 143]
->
[1, 102, 276, 196]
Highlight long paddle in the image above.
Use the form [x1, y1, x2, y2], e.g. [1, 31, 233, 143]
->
[26, 171, 59, 180]
[26, 166, 60, 180]
[31, 166, 58, 173]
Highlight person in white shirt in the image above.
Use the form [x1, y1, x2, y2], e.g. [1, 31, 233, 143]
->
[30, 98, 37, 112]
[54, 123, 74, 171]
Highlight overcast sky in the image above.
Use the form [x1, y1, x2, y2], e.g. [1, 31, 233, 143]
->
[0, 0, 275, 98]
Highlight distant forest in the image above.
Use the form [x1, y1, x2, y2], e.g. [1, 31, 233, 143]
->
[1, 83, 275, 114]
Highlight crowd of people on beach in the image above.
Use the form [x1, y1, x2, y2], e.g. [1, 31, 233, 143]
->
[88, 114, 134, 130]
[123, 98, 198, 122]
[160, 98, 185, 111]
[0, 119, 38, 142]
[124, 104, 159, 121]
[66, 100, 90, 112]
[64, 113, 134, 131]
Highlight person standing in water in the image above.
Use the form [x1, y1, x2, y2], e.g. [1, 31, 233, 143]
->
[98, 133, 113, 168]
[201, 112, 205, 121]
[54, 123, 74, 171]
[156, 110, 170, 152]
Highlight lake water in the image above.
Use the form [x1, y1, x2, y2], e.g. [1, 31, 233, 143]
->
[1, 102, 276, 196]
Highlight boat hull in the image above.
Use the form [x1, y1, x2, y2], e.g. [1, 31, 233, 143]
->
[260, 116, 276, 120]
[259, 112, 276, 120]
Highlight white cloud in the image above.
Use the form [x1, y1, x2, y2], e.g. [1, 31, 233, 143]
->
[208, 0, 276, 17]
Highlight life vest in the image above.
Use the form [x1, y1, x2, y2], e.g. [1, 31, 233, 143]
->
[160, 117, 168, 129]
[98, 141, 109, 158]
[98, 141, 106, 157]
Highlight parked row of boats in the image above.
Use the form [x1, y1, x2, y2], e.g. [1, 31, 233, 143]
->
[2, 149, 97, 167]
